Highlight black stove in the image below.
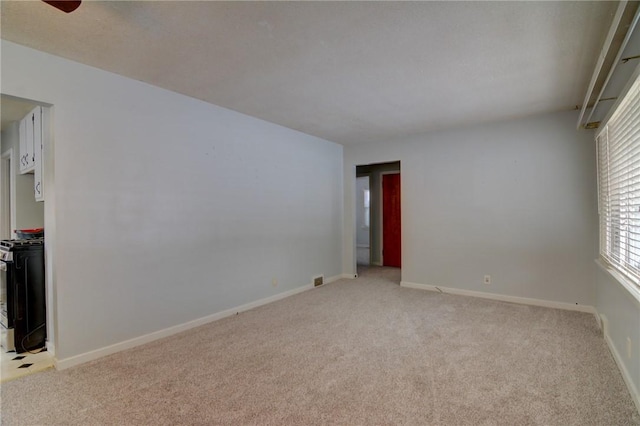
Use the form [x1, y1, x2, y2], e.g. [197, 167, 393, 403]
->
[0, 237, 46, 353]
[1, 238, 45, 248]
[0, 238, 44, 262]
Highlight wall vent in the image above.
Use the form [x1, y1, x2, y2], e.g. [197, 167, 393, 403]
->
[313, 275, 324, 287]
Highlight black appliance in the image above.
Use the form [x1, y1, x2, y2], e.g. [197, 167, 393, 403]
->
[0, 238, 46, 353]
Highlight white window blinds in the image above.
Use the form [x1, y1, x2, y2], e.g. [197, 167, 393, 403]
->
[597, 73, 640, 286]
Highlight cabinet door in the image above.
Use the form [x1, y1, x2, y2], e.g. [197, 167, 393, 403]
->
[18, 117, 29, 173]
[19, 118, 25, 170]
[33, 107, 44, 202]
[19, 108, 36, 174]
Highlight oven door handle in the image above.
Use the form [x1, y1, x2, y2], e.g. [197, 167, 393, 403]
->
[0, 262, 6, 271]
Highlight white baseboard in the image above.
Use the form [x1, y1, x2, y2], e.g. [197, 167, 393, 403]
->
[46, 341, 55, 357]
[324, 274, 343, 284]
[47, 341, 58, 370]
[55, 280, 323, 370]
[594, 310, 603, 332]
[399, 281, 596, 314]
[599, 314, 640, 413]
[342, 273, 358, 279]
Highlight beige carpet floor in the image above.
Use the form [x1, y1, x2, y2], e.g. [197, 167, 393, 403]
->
[1, 266, 639, 425]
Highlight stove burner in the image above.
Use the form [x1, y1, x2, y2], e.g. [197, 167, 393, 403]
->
[0, 238, 45, 251]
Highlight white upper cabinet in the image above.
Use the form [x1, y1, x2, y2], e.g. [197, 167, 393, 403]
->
[18, 106, 44, 201]
[19, 109, 35, 173]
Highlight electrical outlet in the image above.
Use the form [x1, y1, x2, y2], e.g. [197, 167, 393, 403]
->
[627, 337, 632, 359]
[271, 278, 278, 288]
[483, 275, 491, 285]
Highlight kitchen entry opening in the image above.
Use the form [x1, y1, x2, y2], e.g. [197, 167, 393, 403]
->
[355, 161, 401, 278]
[0, 94, 55, 378]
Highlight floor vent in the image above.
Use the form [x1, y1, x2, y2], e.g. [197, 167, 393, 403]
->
[313, 275, 324, 287]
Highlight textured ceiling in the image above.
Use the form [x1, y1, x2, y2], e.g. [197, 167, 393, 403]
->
[1, 1, 616, 145]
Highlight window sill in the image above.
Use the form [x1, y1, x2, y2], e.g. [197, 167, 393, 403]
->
[595, 258, 640, 306]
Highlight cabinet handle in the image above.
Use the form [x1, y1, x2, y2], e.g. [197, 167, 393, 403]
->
[35, 182, 41, 195]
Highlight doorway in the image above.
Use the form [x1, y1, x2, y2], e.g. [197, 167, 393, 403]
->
[354, 161, 401, 277]
[0, 95, 55, 379]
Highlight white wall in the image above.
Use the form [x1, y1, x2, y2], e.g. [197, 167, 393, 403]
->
[1, 41, 343, 361]
[591, 59, 640, 410]
[1, 121, 44, 231]
[595, 267, 640, 408]
[344, 111, 598, 306]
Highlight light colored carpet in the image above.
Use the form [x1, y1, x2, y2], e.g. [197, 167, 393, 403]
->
[1, 266, 638, 425]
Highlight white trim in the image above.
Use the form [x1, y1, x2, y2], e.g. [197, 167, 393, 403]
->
[341, 273, 357, 279]
[350, 165, 358, 277]
[599, 314, 640, 413]
[577, 0, 629, 129]
[399, 281, 596, 313]
[0, 148, 16, 240]
[595, 259, 640, 307]
[593, 310, 603, 332]
[324, 274, 343, 283]
[598, 59, 640, 134]
[41, 105, 57, 361]
[584, 4, 640, 127]
[55, 277, 342, 370]
[46, 341, 55, 357]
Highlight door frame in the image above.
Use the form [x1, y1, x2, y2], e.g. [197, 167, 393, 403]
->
[380, 171, 400, 266]
[1, 94, 57, 358]
[0, 148, 16, 240]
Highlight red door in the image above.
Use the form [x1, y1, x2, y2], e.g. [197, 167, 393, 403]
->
[382, 173, 401, 267]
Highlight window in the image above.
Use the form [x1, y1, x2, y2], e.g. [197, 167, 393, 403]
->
[363, 189, 370, 228]
[597, 72, 640, 286]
